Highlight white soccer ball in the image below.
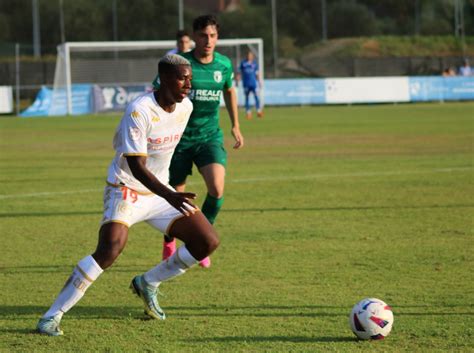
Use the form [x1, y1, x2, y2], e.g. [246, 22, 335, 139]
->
[349, 298, 394, 340]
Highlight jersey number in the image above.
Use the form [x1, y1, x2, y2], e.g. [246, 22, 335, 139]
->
[121, 186, 138, 203]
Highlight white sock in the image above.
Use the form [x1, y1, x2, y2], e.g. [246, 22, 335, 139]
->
[43, 255, 103, 318]
[144, 246, 198, 287]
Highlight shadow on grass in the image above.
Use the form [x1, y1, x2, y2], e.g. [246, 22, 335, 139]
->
[0, 211, 102, 218]
[1, 328, 39, 335]
[187, 335, 355, 343]
[1, 304, 473, 321]
[1, 203, 473, 218]
[1, 324, 355, 344]
[0, 264, 152, 274]
[221, 203, 474, 213]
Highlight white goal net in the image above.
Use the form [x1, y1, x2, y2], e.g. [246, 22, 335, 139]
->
[53, 39, 264, 114]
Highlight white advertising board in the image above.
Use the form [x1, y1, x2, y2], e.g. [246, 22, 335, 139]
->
[325, 77, 410, 104]
[0, 86, 13, 113]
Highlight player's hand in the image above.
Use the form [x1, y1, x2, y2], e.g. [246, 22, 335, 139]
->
[165, 192, 198, 216]
[231, 126, 244, 149]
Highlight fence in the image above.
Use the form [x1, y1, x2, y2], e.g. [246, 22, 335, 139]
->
[1, 54, 473, 116]
[20, 76, 474, 117]
[2, 56, 472, 87]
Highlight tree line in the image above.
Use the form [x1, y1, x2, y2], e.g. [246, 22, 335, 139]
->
[0, 0, 472, 56]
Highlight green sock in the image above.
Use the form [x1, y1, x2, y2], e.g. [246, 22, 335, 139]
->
[201, 194, 224, 225]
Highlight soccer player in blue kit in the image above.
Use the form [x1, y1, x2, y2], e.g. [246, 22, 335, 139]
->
[238, 50, 263, 120]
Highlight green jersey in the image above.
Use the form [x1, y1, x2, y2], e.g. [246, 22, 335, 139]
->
[153, 50, 234, 144]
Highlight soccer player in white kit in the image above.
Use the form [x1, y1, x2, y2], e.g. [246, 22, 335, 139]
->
[37, 54, 219, 336]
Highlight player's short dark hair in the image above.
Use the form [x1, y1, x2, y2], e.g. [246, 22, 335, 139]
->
[176, 29, 190, 39]
[158, 54, 190, 77]
[193, 15, 220, 32]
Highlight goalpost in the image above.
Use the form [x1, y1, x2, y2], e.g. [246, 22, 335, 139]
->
[53, 39, 264, 115]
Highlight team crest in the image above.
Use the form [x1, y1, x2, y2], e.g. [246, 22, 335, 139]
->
[213, 71, 222, 83]
[129, 127, 141, 141]
[177, 113, 187, 123]
[118, 201, 132, 216]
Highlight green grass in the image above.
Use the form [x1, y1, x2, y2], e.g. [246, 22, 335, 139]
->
[0, 103, 473, 352]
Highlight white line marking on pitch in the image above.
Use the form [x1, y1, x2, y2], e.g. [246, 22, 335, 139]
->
[0, 167, 471, 200]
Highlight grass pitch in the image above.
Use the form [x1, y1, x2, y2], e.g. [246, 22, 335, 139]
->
[0, 103, 473, 352]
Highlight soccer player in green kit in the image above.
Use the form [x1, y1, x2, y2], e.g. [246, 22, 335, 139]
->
[153, 15, 244, 268]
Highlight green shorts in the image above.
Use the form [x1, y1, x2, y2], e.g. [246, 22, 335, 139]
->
[169, 135, 227, 187]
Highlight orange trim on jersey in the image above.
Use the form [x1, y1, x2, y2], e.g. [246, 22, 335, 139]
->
[101, 219, 130, 228]
[123, 153, 148, 157]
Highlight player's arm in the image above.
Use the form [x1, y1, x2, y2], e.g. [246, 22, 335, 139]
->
[126, 155, 197, 216]
[223, 86, 244, 149]
[235, 72, 241, 86]
[255, 62, 263, 88]
[256, 71, 263, 88]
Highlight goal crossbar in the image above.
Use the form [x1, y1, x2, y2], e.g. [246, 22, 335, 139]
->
[57, 39, 264, 114]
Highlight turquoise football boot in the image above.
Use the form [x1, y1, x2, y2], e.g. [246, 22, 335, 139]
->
[37, 315, 64, 336]
[130, 275, 166, 320]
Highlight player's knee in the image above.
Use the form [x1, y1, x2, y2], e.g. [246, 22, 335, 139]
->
[202, 229, 220, 255]
[94, 224, 128, 269]
[208, 186, 224, 199]
[92, 251, 115, 269]
[92, 245, 123, 269]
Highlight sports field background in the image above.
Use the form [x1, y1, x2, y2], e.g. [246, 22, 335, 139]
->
[0, 103, 473, 352]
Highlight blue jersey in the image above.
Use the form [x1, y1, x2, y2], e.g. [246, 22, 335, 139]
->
[239, 59, 258, 88]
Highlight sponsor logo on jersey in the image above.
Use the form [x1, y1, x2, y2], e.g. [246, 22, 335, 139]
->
[214, 71, 222, 83]
[188, 89, 221, 102]
[130, 110, 141, 119]
[129, 127, 141, 141]
[152, 116, 160, 123]
[147, 133, 183, 150]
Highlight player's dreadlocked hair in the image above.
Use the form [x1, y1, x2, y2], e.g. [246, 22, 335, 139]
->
[193, 14, 220, 32]
[158, 54, 190, 76]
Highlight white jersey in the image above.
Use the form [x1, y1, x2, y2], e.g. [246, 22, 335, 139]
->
[106, 92, 192, 193]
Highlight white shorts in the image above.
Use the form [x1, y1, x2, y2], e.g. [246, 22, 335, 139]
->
[100, 185, 183, 234]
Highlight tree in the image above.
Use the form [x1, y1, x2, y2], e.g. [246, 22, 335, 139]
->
[327, 0, 377, 38]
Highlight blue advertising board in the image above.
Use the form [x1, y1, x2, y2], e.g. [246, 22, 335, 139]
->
[93, 85, 151, 113]
[20, 76, 474, 117]
[409, 76, 474, 102]
[20, 86, 52, 117]
[255, 79, 326, 105]
[20, 84, 93, 117]
[442, 76, 474, 101]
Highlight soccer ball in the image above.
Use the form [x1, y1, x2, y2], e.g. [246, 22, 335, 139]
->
[349, 298, 394, 340]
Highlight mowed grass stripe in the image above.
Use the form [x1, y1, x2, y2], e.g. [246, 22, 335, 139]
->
[0, 166, 472, 199]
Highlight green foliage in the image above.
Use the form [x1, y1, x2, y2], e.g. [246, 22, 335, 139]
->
[328, 0, 378, 38]
[418, 0, 453, 35]
[275, 0, 323, 46]
[300, 36, 474, 58]
[375, 36, 471, 56]
[218, 4, 271, 44]
[1, 103, 473, 352]
[1, 0, 473, 56]
[112, 0, 179, 40]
